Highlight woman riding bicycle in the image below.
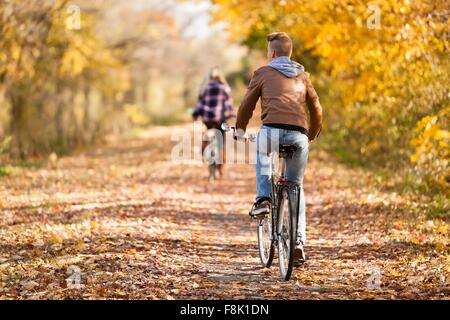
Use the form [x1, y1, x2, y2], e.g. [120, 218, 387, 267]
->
[192, 67, 236, 178]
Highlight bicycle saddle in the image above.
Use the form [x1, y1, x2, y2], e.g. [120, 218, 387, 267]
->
[279, 144, 298, 158]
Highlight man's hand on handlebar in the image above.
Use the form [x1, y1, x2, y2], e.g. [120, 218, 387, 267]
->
[221, 123, 255, 142]
[233, 129, 247, 142]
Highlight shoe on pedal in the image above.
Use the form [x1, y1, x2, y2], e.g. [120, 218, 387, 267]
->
[250, 200, 270, 219]
[294, 241, 306, 263]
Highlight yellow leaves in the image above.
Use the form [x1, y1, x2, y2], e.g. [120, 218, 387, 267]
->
[438, 141, 448, 149]
[391, 215, 449, 255]
[409, 153, 419, 163]
[90, 220, 99, 231]
[410, 138, 420, 147]
[11, 44, 21, 61]
[410, 235, 423, 245]
[126, 248, 137, 255]
[75, 239, 86, 250]
[434, 130, 450, 141]
[386, 270, 403, 277]
[60, 48, 86, 77]
[254, 21, 264, 30]
[436, 224, 448, 235]
[213, 1, 448, 189]
[48, 232, 63, 245]
[423, 124, 439, 139]
[434, 242, 447, 252]
[124, 104, 150, 126]
[409, 113, 449, 189]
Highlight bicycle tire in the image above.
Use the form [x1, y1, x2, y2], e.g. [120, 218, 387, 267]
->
[257, 207, 275, 267]
[277, 187, 297, 281]
[208, 163, 216, 181]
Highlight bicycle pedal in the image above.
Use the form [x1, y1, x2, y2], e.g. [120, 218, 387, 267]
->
[249, 213, 266, 220]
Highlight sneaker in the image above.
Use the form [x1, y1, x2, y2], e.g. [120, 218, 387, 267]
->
[250, 200, 270, 219]
[294, 241, 306, 263]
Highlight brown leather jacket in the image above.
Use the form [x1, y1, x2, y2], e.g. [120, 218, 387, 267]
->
[236, 66, 323, 140]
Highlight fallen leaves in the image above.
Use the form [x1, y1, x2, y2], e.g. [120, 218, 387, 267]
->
[21, 280, 39, 291]
[0, 125, 448, 299]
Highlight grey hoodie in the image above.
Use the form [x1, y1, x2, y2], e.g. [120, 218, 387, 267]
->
[267, 56, 305, 78]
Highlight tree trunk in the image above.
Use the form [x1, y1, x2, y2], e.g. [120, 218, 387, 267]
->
[55, 83, 65, 153]
[83, 85, 92, 144]
[9, 89, 26, 160]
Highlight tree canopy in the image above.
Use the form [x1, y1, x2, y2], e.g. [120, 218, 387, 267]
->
[212, 0, 449, 194]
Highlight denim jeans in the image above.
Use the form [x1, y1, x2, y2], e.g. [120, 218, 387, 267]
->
[256, 125, 309, 244]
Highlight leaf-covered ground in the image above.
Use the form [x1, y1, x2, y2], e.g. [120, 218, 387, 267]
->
[0, 125, 448, 299]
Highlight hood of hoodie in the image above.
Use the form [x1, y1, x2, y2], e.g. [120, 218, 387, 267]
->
[267, 56, 304, 78]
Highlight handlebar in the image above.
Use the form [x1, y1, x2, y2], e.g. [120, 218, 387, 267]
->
[221, 122, 257, 142]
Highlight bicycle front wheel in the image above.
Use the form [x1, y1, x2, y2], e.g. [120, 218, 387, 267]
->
[257, 208, 274, 268]
[277, 187, 297, 281]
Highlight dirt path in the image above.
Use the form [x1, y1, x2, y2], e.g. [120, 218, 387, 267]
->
[0, 125, 447, 299]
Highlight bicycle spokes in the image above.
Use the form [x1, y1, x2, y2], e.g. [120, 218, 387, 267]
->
[277, 188, 295, 280]
[256, 147, 300, 280]
[280, 226, 290, 243]
[258, 208, 275, 268]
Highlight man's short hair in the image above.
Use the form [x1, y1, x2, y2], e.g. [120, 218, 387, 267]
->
[267, 32, 293, 57]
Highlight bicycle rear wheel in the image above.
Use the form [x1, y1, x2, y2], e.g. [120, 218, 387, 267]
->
[277, 187, 297, 281]
[208, 163, 216, 181]
[257, 207, 274, 267]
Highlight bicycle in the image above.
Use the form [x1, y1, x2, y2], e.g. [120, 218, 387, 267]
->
[221, 123, 301, 281]
[258, 144, 302, 281]
[203, 128, 220, 181]
[190, 109, 226, 182]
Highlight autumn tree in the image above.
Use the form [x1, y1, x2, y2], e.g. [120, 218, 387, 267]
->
[211, 0, 449, 194]
[0, 0, 240, 160]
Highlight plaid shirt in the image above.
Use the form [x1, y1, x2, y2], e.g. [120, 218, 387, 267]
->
[193, 81, 236, 123]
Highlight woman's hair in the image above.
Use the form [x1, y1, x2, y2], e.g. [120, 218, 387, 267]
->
[198, 67, 230, 97]
[198, 73, 210, 98]
[209, 67, 227, 84]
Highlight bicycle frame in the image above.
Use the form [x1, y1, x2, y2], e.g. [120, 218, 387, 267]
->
[203, 128, 222, 180]
[268, 153, 300, 247]
[269, 154, 286, 244]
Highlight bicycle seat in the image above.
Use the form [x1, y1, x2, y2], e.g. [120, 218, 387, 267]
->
[279, 144, 297, 158]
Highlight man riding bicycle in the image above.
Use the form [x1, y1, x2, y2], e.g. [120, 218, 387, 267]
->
[234, 32, 323, 261]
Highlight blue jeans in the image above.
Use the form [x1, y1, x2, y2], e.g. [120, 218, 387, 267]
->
[256, 125, 309, 244]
